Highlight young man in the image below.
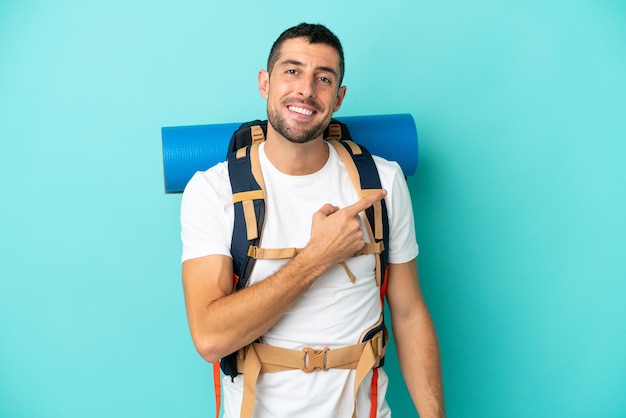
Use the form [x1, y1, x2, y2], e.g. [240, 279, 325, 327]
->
[180, 23, 445, 417]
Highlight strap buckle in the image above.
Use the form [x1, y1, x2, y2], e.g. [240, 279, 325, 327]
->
[250, 125, 265, 144]
[328, 124, 342, 140]
[370, 331, 384, 358]
[302, 347, 329, 373]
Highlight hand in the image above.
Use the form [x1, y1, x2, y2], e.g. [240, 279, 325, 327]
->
[305, 189, 387, 267]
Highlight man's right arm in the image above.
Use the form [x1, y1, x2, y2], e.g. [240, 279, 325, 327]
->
[182, 190, 387, 363]
[182, 250, 327, 363]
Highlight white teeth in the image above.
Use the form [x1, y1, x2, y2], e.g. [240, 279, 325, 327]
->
[289, 106, 313, 116]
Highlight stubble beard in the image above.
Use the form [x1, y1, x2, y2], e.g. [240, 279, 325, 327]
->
[267, 103, 328, 144]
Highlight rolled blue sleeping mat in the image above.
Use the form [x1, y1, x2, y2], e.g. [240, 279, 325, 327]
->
[161, 113, 418, 193]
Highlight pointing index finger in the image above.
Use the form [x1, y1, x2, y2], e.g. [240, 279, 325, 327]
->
[344, 189, 387, 217]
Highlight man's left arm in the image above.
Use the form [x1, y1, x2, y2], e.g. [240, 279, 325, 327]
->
[387, 258, 445, 417]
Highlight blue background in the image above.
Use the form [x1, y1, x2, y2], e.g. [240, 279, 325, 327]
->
[1, 1, 625, 417]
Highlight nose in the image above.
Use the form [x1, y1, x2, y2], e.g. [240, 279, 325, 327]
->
[297, 74, 316, 98]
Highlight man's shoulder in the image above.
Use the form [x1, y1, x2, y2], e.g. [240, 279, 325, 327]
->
[371, 154, 404, 181]
[182, 161, 231, 197]
[372, 153, 401, 167]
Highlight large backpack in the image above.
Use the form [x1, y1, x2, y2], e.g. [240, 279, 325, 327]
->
[215, 119, 391, 418]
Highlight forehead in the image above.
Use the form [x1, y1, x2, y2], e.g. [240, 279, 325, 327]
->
[275, 37, 341, 71]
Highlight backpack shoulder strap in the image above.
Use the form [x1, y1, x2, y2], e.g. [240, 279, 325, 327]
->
[228, 142, 266, 290]
[227, 120, 267, 156]
[328, 140, 390, 289]
[220, 143, 267, 380]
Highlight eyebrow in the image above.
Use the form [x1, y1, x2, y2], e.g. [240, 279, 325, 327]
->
[279, 59, 339, 79]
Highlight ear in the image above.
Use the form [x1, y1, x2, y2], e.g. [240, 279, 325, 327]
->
[333, 85, 347, 113]
[258, 70, 269, 99]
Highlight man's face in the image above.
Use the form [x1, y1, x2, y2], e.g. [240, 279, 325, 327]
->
[259, 37, 346, 144]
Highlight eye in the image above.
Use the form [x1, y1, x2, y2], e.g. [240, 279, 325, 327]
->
[318, 76, 331, 84]
[286, 69, 297, 75]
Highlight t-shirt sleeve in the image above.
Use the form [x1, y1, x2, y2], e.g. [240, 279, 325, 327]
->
[379, 159, 419, 264]
[180, 163, 234, 263]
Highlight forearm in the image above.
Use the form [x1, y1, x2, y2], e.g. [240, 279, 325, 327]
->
[193, 250, 332, 361]
[393, 308, 445, 417]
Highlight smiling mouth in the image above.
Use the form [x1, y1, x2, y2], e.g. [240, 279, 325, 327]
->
[288, 105, 314, 116]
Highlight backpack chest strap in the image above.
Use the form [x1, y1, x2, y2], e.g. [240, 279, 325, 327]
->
[247, 242, 383, 260]
[246, 242, 384, 284]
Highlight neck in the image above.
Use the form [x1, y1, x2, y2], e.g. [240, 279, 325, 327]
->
[263, 127, 329, 176]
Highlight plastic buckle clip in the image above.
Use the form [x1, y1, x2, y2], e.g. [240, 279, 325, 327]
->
[302, 347, 329, 373]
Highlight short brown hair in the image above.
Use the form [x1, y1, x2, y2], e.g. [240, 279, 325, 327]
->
[267, 23, 345, 85]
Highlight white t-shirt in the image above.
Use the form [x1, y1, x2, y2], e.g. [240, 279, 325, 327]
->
[181, 141, 418, 417]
